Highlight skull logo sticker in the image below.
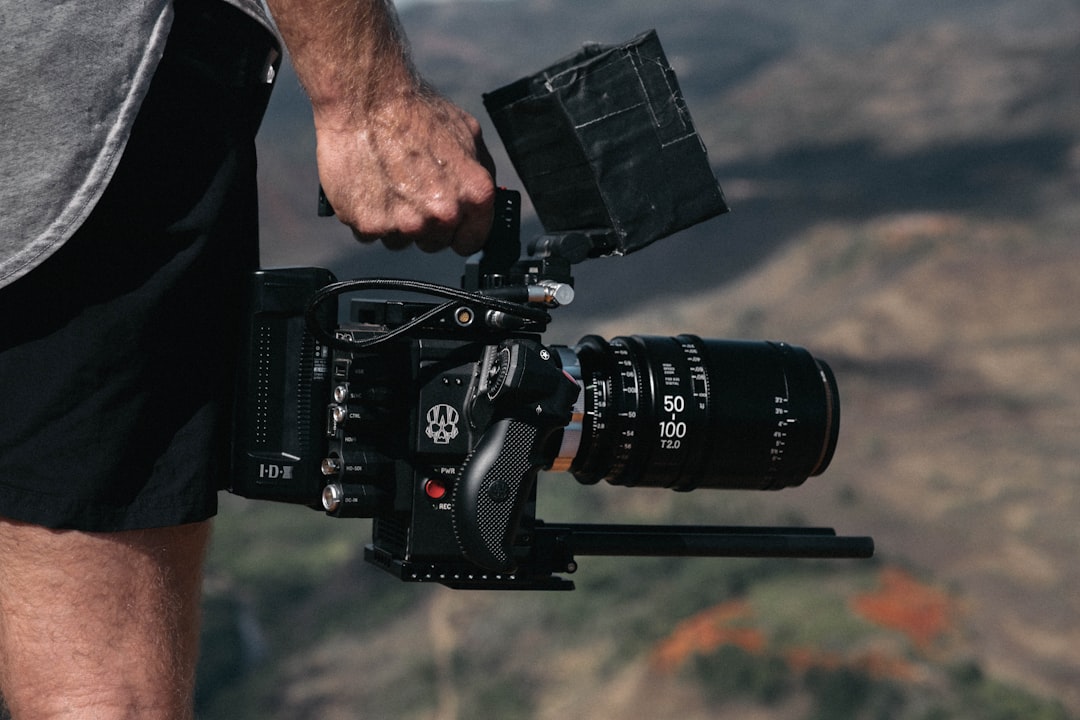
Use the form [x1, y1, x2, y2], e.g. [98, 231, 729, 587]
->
[425, 403, 460, 445]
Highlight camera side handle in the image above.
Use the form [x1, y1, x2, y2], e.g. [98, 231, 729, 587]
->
[453, 340, 579, 573]
[452, 418, 552, 573]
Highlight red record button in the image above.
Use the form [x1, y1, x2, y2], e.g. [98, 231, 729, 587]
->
[424, 477, 448, 500]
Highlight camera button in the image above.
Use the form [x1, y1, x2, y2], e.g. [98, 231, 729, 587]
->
[423, 477, 449, 500]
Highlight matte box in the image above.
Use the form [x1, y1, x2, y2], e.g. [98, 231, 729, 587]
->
[483, 30, 728, 257]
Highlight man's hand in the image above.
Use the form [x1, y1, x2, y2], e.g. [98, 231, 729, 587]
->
[314, 87, 496, 255]
[266, 0, 497, 255]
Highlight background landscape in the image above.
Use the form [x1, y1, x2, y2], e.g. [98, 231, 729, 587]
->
[198, 0, 1080, 717]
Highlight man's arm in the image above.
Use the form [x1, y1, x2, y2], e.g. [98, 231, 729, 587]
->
[265, 0, 496, 254]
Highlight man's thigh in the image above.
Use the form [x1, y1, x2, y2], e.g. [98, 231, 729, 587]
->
[0, 519, 210, 719]
[0, 0, 273, 532]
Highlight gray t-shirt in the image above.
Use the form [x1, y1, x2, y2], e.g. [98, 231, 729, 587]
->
[0, 0, 276, 289]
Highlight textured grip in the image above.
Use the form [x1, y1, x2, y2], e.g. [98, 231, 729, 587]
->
[453, 418, 545, 572]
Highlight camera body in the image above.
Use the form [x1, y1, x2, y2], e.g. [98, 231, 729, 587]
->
[228, 192, 869, 591]
[230, 192, 582, 585]
[229, 283, 579, 588]
[228, 32, 872, 589]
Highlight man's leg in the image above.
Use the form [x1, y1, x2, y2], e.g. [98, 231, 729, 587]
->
[0, 5, 276, 718]
[0, 520, 209, 719]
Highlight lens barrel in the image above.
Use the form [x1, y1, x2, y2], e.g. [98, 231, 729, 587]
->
[555, 335, 839, 491]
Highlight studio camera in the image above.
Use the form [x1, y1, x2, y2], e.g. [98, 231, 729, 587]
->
[228, 31, 873, 590]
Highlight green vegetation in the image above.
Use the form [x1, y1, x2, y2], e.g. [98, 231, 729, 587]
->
[691, 644, 793, 705]
[686, 647, 1073, 720]
[195, 479, 1076, 720]
[935, 662, 1074, 720]
[803, 666, 904, 720]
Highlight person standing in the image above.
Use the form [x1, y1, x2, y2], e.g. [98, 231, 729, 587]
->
[0, 0, 495, 716]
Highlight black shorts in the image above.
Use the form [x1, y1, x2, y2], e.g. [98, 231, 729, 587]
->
[0, 2, 279, 531]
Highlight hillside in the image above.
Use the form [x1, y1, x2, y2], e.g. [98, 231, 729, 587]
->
[198, 0, 1080, 718]
[584, 208, 1080, 715]
[254, 0, 1080, 314]
[200, 213, 1080, 719]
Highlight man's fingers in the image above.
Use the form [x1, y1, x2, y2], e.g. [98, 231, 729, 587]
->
[450, 200, 494, 256]
[448, 159, 497, 255]
[379, 232, 412, 251]
[345, 173, 495, 255]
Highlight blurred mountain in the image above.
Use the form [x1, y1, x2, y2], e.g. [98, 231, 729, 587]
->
[255, 0, 1079, 321]
[201, 0, 1080, 717]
